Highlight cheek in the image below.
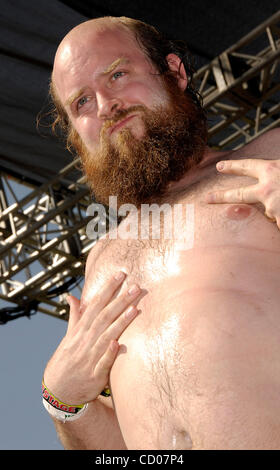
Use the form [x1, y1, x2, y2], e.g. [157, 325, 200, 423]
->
[124, 80, 169, 107]
[74, 116, 101, 148]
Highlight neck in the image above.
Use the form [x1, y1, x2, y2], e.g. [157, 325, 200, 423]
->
[166, 146, 230, 194]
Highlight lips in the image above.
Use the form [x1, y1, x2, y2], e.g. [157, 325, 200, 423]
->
[110, 114, 136, 134]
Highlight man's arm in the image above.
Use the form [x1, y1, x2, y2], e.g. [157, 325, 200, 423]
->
[51, 396, 126, 450]
[43, 263, 143, 450]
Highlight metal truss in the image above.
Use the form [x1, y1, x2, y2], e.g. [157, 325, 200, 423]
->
[0, 160, 96, 321]
[194, 10, 280, 149]
[1, 11, 280, 322]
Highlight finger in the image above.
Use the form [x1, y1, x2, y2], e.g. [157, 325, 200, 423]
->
[66, 295, 81, 331]
[96, 270, 128, 309]
[92, 305, 139, 364]
[89, 285, 143, 338]
[105, 304, 139, 343]
[265, 212, 277, 222]
[93, 340, 120, 391]
[102, 284, 142, 325]
[82, 271, 128, 327]
[216, 159, 267, 179]
[206, 185, 259, 204]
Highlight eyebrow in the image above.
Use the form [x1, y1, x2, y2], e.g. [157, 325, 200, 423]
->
[64, 57, 130, 108]
[65, 86, 87, 108]
[102, 57, 130, 75]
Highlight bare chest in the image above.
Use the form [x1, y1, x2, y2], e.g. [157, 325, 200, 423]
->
[82, 170, 280, 449]
[83, 168, 280, 297]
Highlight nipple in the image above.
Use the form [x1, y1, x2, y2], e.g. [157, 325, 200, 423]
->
[226, 204, 252, 220]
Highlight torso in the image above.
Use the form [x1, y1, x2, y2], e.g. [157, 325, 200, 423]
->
[81, 129, 280, 449]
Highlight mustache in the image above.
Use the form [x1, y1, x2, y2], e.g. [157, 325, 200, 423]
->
[100, 104, 146, 137]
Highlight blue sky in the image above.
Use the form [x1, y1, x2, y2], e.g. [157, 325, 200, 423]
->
[0, 307, 67, 449]
[0, 140, 85, 450]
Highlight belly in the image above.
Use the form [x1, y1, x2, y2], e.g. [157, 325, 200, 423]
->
[108, 204, 280, 449]
[110, 244, 280, 449]
[83, 198, 280, 449]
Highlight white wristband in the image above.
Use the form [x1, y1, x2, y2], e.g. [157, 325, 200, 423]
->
[42, 398, 88, 423]
[42, 379, 88, 423]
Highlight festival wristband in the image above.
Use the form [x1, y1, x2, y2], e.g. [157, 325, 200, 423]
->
[100, 386, 111, 397]
[42, 380, 88, 422]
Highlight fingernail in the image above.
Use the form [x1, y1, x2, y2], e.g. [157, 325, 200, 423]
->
[128, 284, 140, 295]
[217, 161, 225, 171]
[114, 271, 126, 281]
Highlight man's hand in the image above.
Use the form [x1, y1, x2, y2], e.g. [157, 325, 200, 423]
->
[43, 272, 143, 405]
[206, 159, 280, 228]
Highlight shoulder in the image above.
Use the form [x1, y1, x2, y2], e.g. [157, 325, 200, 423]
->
[259, 127, 280, 140]
[234, 128, 280, 160]
[85, 233, 111, 278]
[252, 128, 280, 148]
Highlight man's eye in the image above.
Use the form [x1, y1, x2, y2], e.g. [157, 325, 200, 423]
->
[77, 96, 89, 109]
[112, 71, 125, 81]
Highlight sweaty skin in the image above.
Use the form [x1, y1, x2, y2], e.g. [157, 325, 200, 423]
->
[81, 130, 280, 450]
[49, 18, 280, 449]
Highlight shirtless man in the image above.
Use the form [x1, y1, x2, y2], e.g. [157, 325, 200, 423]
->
[43, 16, 280, 450]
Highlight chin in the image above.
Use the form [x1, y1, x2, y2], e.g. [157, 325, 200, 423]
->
[120, 116, 145, 141]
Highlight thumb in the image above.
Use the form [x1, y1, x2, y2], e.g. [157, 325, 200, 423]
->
[66, 295, 81, 331]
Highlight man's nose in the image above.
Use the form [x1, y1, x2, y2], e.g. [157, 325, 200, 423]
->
[96, 92, 124, 120]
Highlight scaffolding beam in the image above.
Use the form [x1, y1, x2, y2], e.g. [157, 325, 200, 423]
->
[193, 11, 280, 148]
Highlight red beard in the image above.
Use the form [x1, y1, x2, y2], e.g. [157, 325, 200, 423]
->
[71, 76, 208, 208]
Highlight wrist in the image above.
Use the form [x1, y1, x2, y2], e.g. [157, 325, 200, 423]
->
[42, 379, 88, 423]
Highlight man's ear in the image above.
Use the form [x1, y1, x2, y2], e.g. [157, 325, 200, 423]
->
[166, 53, 188, 91]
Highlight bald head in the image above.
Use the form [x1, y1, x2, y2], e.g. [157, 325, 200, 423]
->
[51, 16, 147, 116]
[61, 16, 124, 39]
[53, 17, 129, 79]
[55, 17, 119, 54]
[49, 15, 202, 156]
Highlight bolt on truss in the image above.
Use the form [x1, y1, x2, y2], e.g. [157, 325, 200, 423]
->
[1, 11, 280, 322]
[194, 10, 280, 149]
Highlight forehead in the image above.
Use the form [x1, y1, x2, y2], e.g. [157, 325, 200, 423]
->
[53, 26, 153, 99]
